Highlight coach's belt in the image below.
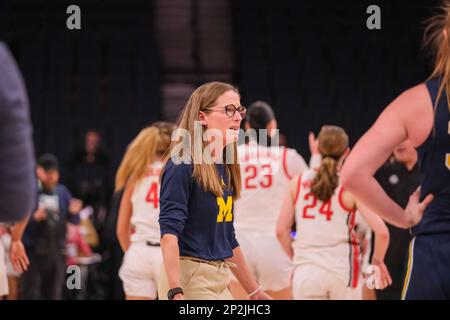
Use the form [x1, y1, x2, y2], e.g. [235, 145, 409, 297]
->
[180, 256, 236, 269]
[146, 241, 160, 247]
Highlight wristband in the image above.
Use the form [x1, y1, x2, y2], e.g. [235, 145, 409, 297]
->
[247, 285, 262, 298]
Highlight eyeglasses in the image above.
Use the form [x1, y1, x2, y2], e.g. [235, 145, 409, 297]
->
[207, 104, 247, 119]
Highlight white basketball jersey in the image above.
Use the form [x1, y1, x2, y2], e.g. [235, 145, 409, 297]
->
[130, 161, 163, 244]
[234, 141, 308, 232]
[292, 169, 361, 288]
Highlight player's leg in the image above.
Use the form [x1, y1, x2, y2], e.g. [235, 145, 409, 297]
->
[6, 276, 20, 300]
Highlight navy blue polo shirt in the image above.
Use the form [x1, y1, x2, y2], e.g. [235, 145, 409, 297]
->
[159, 159, 239, 261]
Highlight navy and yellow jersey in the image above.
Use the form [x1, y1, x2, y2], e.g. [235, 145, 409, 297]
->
[412, 78, 450, 236]
[159, 158, 239, 261]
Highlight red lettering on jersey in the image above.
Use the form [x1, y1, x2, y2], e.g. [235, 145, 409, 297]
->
[302, 193, 317, 219]
[302, 180, 312, 189]
[319, 201, 333, 221]
[301, 192, 334, 221]
[145, 182, 159, 209]
[244, 164, 273, 189]
[244, 165, 258, 189]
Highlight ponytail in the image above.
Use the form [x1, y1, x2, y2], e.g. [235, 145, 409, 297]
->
[311, 156, 339, 201]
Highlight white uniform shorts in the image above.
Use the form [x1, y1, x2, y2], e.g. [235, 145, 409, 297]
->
[119, 242, 162, 299]
[0, 240, 8, 296]
[232, 229, 293, 291]
[292, 264, 361, 300]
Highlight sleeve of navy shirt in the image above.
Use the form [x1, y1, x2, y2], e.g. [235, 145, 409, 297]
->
[231, 223, 239, 249]
[22, 191, 40, 247]
[0, 42, 37, 223]
[159, 160, 192, 238]
[61, 185, 80, 225]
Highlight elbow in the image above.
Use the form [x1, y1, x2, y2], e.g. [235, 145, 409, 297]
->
[340, 166, 365, 193]
[116, 225, 127, 242]
[377, 226, 390, 243]
[276, 226, 287, 242]
[160, 233, 178, 247]
[340, 166, 355, 190]
[380, 230, 389, 242]
[276, 229, 282, 241]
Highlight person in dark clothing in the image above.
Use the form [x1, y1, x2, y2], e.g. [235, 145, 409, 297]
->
[69, 130, 112, 299]
[21, 154, 83, 300]
[97, 190, 125, 300]
[70, 130, 110, 230]
[71, 130, 109, 204]
[0, 42, 36, 223]
[374, 140, 421, 300]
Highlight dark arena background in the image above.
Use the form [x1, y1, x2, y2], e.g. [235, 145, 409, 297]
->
[0, 0, 436, 168]
[0, 0, 445, 304]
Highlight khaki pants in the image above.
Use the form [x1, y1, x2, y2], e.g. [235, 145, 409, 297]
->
[158, 257, 234, 300]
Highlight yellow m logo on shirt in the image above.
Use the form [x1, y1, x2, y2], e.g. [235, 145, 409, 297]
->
[217, 196, 233, 223]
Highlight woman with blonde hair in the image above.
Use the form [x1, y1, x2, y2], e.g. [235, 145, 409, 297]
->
[116, 122, 175, 300]
[341, 1, 449, 299]
[277, 125, 392, 300]
[158, 81, 271, 300]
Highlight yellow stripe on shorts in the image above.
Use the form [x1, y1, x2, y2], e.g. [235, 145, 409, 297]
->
[401, 237, 416, 300]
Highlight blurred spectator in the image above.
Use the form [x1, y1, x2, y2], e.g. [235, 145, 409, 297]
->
[70, 129, 110, 232]
[64, 220, 98, 300]
[0, 42, 36, 223]
[278, 133, 287, 147]
[98, 190, 125, 300]
[69, 131, 111, 299]
[21, 154, 83, 300]
[66, 223, 93, 266]
[374, 140, 420, 300]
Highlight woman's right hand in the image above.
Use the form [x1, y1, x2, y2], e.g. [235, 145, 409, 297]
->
[33, 208, 47, 221]
[308, 131, 319, 155]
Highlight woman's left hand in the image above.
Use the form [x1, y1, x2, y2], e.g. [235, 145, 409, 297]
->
[404, 187, 433, 227]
